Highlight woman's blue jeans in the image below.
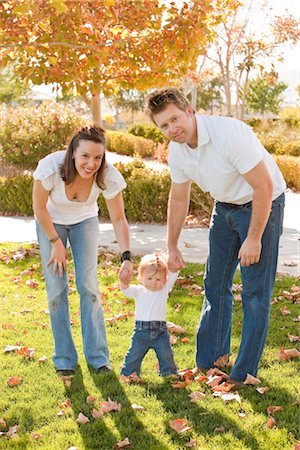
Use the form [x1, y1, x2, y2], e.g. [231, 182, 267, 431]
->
[196, 193, 285, 381]
[36, 217, 109, 370]
[121, 321, 178, 377]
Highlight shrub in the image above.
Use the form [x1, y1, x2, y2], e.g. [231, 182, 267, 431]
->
[279, 107, 300, 128]
[0, 173, 33, 215]
[274, 155, 300, 191]
[106, 131, 156, 158]
[0, 103, 85, 170]
[258, 133, 300, 157]
[128, 123, 167, 144]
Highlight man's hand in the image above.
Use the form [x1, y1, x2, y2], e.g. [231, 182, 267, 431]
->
[238, 237, 262, 267]
[167, 248, 186, 272]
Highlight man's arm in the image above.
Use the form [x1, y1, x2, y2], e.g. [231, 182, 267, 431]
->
[239, 160, 273, 267]
[167, 180, 191, 271]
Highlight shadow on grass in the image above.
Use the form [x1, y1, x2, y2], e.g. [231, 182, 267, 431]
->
[146, 380, 260, 450]
[65, 366, 118, 449]
[89, 369, 170, 450]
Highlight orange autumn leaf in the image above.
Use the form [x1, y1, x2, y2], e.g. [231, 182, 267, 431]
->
[181, 337, 191, 343]
[206, 367, 228, 378]
[266, 417, 276, 428]
[214, 354, 232, 368]
[6, 376, 22, 387]
[16, 346, 35, 359]
[267, 405, 283, 415]
[169, 419, 193, 433]
[243, 374, 261, 385]
[212, 382, 234, 392]
[206, 375, 223, 388]
[178, 368, 194, 380]
[195, 374, 208, 382]
[278, 348, 300, 360]
[32, 433, 42, 440]
[171, 379, 191, 389]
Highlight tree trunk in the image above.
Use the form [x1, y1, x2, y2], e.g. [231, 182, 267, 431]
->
[91, 92, 102, 126]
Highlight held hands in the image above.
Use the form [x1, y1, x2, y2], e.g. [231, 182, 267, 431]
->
[238, 237, 262, 267]
[118, 260, 133, 288]
[46, 240, 67, 277]
[167, 248, 186, 272]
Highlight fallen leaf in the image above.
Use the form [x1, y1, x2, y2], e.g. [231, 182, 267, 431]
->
[214, 426, 225, 433]
[170, 335, 177, 345]
[206, 375, 223, 388]
[256, 387, 270, 394]
[238, 411, 246, 418]
[178, 368, 195, 379]
[188, 391, 206, 402]
[266, 417, 276, 428]
[91, 408, 103, 420]
[57, 410, 65, 416]
[206, 368, 228, 378]
[194, 374, 208, 382]
[167, 322, 186, 335]
[171, 379, 191, 389]
[267, 405, 283, 415]
[26, 279, 39, 289]
[120, 372, 143, 384]
[100, 398, 122, 414]
[32, 433, 42, 440]
[67, 447, 79, 450]
[243, 374, 261, 385]
[38, 355, 48, 363]
[64, 379, 72, 388]
[212, 382, 234, 392]
[6, 376, 22, 387]
[293, 316, 300, 322]
[181, 337, 191, 343]
[5, 424, 18, 438]
[4, 345, 21, 353]
[288, 334, 300, 342]
[214, 354, 232, 368]
[185, 439, 198, 447]
[131, 404, 145, 411]
[294, 442, 300, 450]
[278, 348, 300, 360]
[16, 346, 35, 359]
[280, 306, 291, 315]
[86, 395, 97, 405]
[20, 308, 34, 314]
[213, 392, 241, 403]
[169, 419, 193, 433]
[59, 399, 72, 409]
[76, 412, 90, 425]
[113, 437, 131, 449]
[184, 241, 195, 248]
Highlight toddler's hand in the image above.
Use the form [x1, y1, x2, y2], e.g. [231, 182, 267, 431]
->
[118, 267, 131, 284]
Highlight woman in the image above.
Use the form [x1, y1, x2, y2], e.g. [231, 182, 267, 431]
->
[32, 126, 133, 376]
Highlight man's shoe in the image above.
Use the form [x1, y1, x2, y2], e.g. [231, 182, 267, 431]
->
[95, 365, 112, 373]
[227, 378, 242, 389]
[56, 369, 75, 376]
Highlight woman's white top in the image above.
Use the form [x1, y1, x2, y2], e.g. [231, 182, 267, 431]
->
[33, 150, 126, 225]
[121, 271, 179, 321]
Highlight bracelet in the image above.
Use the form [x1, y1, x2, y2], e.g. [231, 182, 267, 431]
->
[49, 235, 60, 244]
[120, 250, 133, 263]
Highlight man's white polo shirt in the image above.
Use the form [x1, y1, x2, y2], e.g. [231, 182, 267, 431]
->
[168, 115, 286, 204]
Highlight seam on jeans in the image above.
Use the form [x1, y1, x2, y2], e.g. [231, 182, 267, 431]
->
[214, 230, 239, 360]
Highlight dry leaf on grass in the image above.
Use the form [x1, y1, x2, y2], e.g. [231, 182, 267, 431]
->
[212, 382, 234, 392]
[167, 322, 186, 335]
[267, 406, 283, 415]
[100, 398, 122, 414]
[86, 395, 97, 405]
[16, 346, 35, 359]
[38, 355, 48, 363]
[0, 418, 7, 430]
[185, 439, 198, 447]
[0, 424, 18, 438]
[131, 404, 144, 411]
[120, 372, 143, 384]
[4, 345, 21, 353]
[194, 374, 208, 382]
[171, 380, 191, 389]
[266, 417, 276, 428]
[76, 413, 90, 425]
[178, 368, 195, 379]
[278, 348, 300, 360]
[113, 437, 131, 449]
[57, 410, 65, 416]
[206, 375, 223, 388]
[214, 426, 225, 433]
[214, 354, 232, 368]
[169, 419, 193, 433]
[91, 408, 103, 420]
[280, 306, 291, 315]
[59, 399, 72, 409]
[243, 374, 261, 385]
[256, 387, 270, 394]
[6, 376, 22, 387]
[181, 337, 191, 343]
[206, 367, 228, 378]
[213, 392, 241, 403]
[189, 391, 206, 402]
[25, 279, 39, 289]
[32, 433, 42, 440]
[288, 334, 300, 342]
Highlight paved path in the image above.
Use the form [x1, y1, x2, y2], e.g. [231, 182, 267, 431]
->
[0, 152, 299, 276]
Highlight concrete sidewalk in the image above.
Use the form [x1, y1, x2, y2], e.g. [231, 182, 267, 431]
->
[0, 192, 299, 276]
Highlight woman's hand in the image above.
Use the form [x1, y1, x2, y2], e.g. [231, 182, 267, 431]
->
[46, 240, 67, 277]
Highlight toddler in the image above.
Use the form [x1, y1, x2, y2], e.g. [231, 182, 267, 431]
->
[119, 253, 179, 378]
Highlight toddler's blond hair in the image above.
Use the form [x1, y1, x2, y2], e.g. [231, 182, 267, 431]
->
[138, 253, 168, 282]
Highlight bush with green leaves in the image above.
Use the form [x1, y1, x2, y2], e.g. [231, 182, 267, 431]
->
[0, 103, 85, 170]
[128, 122, 167, 144]
[106, 131, 156, 158]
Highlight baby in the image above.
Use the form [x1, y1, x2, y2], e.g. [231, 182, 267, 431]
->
[119, 253, 179, 378]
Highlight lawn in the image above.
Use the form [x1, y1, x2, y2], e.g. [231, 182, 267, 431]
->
[0, 243, 299, 450]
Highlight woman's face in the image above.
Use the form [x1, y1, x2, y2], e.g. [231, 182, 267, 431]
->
[73, 140, 104, 179]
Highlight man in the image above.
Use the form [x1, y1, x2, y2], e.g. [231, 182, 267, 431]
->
[145, 87, 286, 384]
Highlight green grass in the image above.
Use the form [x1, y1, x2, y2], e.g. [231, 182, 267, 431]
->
[0, 243, 299, 450]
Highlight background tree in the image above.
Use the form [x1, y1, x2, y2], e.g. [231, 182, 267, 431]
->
[197, 0, 300, 118]
[246, 69, 287, 116]
[0, 66, 30, 104]
[193, 72, 223, 113]
[108, 88, 146, 124]
[0, 0, 231, 125]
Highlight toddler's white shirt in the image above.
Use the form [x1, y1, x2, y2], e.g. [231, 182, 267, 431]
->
[33, 150, 126, 225]
[121, 271, 179, 321]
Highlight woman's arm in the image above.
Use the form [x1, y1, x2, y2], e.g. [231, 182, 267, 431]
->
[105, 192, 133, 281]
[32, 180, 67, 276]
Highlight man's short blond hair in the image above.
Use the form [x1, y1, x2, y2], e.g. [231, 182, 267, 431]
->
[145, 87, 190, 124]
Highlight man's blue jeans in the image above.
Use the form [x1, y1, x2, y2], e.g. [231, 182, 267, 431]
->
[36, 217, 109, 370]
[121, 321, 178, 377]
[196, 193, 285, 381]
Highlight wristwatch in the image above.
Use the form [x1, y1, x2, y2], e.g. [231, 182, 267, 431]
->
[49, 235, 60, 244]
[120, 250, 133, 263]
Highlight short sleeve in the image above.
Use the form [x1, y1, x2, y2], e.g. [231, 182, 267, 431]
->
[226, 120, 263, 175]
[33, 151, 64, 191]
[168, 145, 190, 184]
[102, 161, 127, 200]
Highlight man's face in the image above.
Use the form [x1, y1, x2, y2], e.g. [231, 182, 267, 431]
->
[153, 103, 196, 146]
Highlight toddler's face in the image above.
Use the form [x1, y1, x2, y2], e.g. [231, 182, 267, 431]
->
[141, 268, 166, 292]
